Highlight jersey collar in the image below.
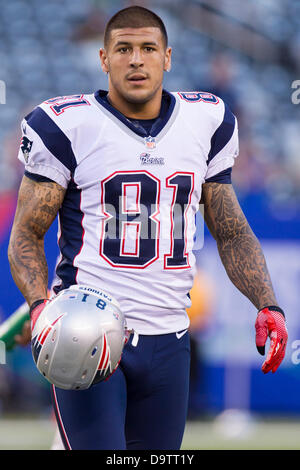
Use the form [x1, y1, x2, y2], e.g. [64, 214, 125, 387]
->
[93, 89, 177, 138]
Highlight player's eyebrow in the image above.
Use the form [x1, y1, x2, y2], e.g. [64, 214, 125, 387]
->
[113, 40, 158, 48]
[142, 42, 158, 47]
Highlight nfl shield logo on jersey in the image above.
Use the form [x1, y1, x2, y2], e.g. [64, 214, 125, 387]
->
[20, 136, 33, 163]
[144, 136, 156, 150]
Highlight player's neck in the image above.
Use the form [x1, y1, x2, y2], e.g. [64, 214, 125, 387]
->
[106, 88, 162, 120]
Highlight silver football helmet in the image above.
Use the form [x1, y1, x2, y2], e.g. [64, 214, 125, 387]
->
[31, 285, 127, 390]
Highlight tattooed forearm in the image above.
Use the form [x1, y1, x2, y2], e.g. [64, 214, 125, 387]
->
[8, 230, 48, 305]
[8, 176, 66, 306]
[201, 182, 277, 310]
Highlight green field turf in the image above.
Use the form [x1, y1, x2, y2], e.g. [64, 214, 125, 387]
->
[0, 415, 299, 450]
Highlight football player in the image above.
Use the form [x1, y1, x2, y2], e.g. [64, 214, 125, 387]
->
[8, 6, 287, 450]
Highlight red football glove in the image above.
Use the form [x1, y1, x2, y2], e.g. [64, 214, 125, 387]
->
[30, 299, 49, 331]
[255, 306, 288, 374]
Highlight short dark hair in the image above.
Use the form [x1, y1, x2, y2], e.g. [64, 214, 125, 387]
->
[104, 6, 168, 48]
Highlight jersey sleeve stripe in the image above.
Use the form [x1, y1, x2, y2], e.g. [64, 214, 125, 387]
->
[24, 170, 55, 183]
[204, 166, 232, 184]
[25, 107, 77, 174]
[207, 103, 236, 164]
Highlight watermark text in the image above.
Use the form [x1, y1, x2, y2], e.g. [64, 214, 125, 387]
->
[291, 80, 300, 104]
[0, 340, 6, 364]
[0, 80, 6, 104]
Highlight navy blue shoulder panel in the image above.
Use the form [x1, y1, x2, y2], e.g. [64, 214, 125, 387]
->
[25, 107, 77, 174]
[208, 103, 236, 164]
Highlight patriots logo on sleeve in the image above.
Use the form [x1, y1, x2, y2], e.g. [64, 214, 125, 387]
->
[20, 136, 33, 163]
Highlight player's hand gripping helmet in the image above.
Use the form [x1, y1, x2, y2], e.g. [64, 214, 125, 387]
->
[31, 285, 127, 390]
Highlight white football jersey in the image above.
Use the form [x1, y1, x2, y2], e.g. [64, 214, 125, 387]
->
[18, 90, 239, 334]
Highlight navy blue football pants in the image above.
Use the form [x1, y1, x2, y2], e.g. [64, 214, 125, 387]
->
[51, 330, 190, 450]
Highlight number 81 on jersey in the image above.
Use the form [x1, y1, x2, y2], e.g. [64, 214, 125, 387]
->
[100, 171, 194, 270]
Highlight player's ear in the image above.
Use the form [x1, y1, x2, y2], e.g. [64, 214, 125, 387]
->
[164, 47, 172, 72]
[99, 48, 109, 74]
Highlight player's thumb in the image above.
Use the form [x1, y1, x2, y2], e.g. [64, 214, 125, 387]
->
[255, 317, 268, 356]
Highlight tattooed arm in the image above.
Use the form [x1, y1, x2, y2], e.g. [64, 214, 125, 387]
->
[201, 182, 277, 310]
[8, 175, 66, 307]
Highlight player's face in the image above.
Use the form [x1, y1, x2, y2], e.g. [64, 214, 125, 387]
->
[100, 27, 171, 110]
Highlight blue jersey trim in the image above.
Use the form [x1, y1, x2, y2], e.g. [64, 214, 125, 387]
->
[205, 166, 232, 184]
[53, 178, 84, 294]
[94, 89, 176, 138]
[25, 107, 77, 174]
[208, 103, 235, 164]
[24, 170, 54, 183]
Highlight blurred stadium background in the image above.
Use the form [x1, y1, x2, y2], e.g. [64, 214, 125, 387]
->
[0, 0, 300, 450]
